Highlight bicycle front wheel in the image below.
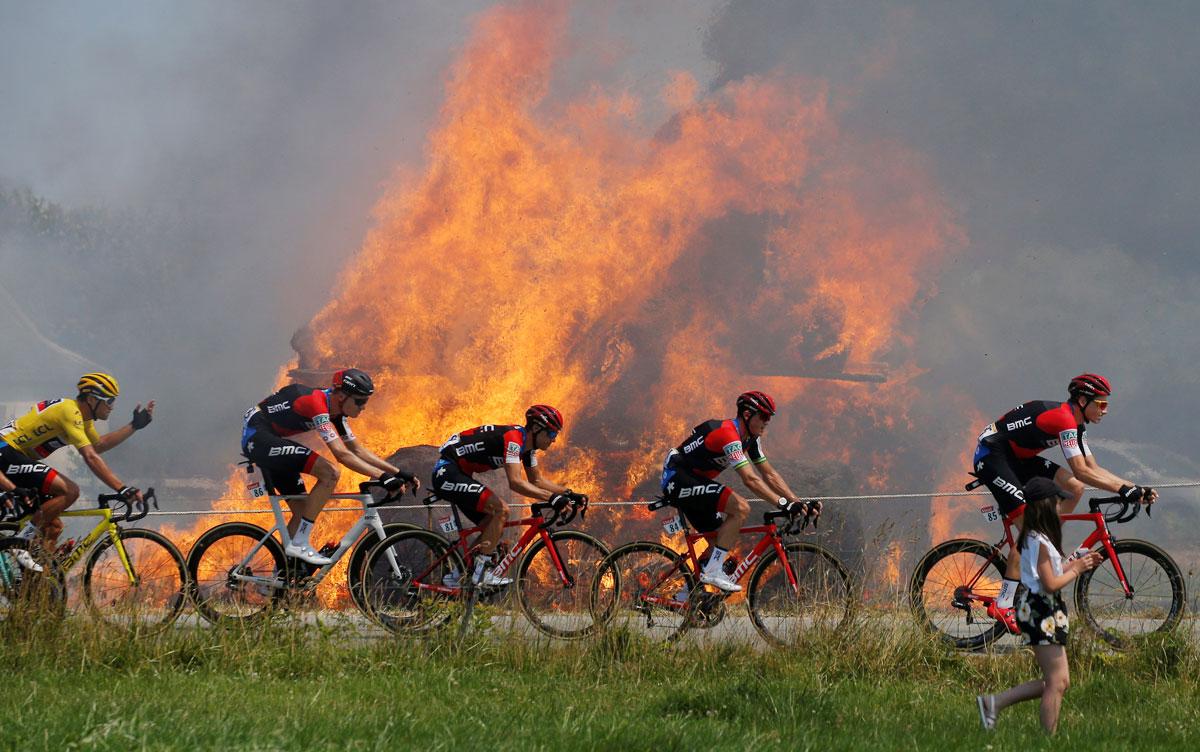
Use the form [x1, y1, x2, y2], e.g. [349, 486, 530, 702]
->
[346, 522, 423, 615]
[910, 538, 1008, 650]
[590, 541, 695, 642]
[84, 528, 188, 634]
[0, 537, 66, 629]
[1074, 538, 1186, 649]
[187, 522, 286, 625]
[362, 529, 465, 633]
[517, 531, 608, 639]
[747, 541, 853, 647]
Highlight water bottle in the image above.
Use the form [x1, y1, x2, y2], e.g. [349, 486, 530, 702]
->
[1067, 546, 1091, 562]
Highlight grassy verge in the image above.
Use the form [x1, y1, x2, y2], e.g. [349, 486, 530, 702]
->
[2, 618, 1198, 750]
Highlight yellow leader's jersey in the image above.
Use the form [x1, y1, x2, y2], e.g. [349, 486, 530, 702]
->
[0, 398, 101, 459]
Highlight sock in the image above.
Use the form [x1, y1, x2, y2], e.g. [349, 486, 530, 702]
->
[473, 554, 493, 582]
[997, 578, 1018, 609]
[293, 517, 315, 549]
[17, 522, 37, 541]
[704, 547, 729, 576]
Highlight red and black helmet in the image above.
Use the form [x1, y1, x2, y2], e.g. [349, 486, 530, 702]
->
[525, 404, 564, 432]
[1068, 373, 1111, 400]
[331, 368, 375, 397]
[736, 390, 777, 418]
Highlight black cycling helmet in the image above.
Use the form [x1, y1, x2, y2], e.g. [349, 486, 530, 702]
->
[331, 368, 375, 397]
[736, 390, 776, 418]
[525, 404, 564, 432]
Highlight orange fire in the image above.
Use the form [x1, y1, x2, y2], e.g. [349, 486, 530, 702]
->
[206, 1, 986, 605]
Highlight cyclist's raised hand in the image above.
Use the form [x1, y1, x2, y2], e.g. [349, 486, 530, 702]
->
[132, 402, 154, 430]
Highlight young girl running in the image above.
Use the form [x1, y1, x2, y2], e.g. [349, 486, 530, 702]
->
[976, 477, 1102, 734]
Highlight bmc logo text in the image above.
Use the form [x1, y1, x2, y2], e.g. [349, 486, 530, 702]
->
[1005, 416, 1032, 431]
[6, 463, 48, 474]
[267, 446, 308, 457]
[679, 483, 722, 498]
[266, 402, 291, 414]
[440, 481, 484, 493]
[454, 442, 485, 457]
[682, 435, 705, 454]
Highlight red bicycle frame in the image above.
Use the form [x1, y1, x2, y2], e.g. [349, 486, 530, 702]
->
[415, 513, 572, 597]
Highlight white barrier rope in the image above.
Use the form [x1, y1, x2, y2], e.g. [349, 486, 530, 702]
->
[137, 480, 1200, 517]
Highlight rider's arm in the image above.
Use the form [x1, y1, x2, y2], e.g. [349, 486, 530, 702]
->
[523, 464, 569, 495]
[326, 435, 387, 478]
[93, 401, 155, 453]
[344, 439, 421, 490]
[1065, 454, 1129, 494]
[755, 459, 802, 504]
[503, 462, 555, 501]
[77, 444, 130, 493]
[733, 462, 779, 506]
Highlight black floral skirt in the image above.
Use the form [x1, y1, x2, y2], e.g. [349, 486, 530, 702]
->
[1015, 589, 1069, 646]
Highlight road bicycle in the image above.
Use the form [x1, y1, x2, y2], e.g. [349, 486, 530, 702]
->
[186, 470, 417, 624]
[590, 499, 853, 646]
[0, 489, 187, 633]
[361, 493, 607, 639]
[910, 493, 1185, 649]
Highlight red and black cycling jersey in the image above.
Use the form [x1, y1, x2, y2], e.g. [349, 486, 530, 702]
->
[978, 400, 1089, 463]
[670, 418, 766, 480]
[438, 424, 537, 475]
[250, 384, 354, 445]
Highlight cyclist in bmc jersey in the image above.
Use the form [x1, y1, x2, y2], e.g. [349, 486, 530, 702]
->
[240, 368, 418, 566]
[0, 373, 153, 566]
[973, 373, 1157, 631]
[660, 391, 815, 592]
[433, 405, 585, 586]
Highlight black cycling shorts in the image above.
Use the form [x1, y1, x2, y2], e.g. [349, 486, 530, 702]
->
[972, 443, 1060, 515]
[431, 459, 495, 525]
[661, 458, 731, 533]
[241, 416, 318, 496]
[0, 443, 59, 496]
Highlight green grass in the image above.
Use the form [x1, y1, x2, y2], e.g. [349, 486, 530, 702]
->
[2, 618, 1198, 750]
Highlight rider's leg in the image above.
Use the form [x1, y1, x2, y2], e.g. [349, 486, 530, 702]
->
[1054, 467, 1085, 515]
[475, 492, 508, 556]
[713, 492, 749, 552]
[29, 473, 79, 548]
[286, 457, 338, 547]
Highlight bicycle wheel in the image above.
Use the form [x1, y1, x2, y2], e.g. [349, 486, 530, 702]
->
[747, 541, 853, 647]
[1074, 538, 1186, 649]
[346, 522, 423, 615]
[83, 528, 188, 634]
[187, 522, 286, 625]
[910, 538, 1008, 650]
[590, 541, 695, 642]
[361, 529, 465, 633]
[516, 531, 608, 639]
[0, 537, 66, 628]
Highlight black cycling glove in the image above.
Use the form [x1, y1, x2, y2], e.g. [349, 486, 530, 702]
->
[379, 473, 404, 494]
[548, 493, 571, 512]
[1119, 484, 1146, 502]
[118, 485, 140, 501]
[131, 406, 153, 430]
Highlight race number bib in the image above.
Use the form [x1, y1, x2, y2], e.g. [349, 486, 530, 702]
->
[438, 515, 459, 534]
[979, 504, 1000, 524]
[662, 514, 684, 535]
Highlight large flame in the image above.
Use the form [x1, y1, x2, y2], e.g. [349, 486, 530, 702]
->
[210, 1, 984, 605]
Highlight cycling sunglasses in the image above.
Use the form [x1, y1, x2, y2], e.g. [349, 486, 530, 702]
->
[353, 397, 370, 407]
[93, 395, 116, 407]
[1090, 399, 1109, 409]
[544, 429, 559, 439]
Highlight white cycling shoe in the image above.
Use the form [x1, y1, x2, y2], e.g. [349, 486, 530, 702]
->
[475, 568, 513, 587]
[285, 544, 332, 567]
[14, 548, 44, 573]
[699, 571, 741, 592]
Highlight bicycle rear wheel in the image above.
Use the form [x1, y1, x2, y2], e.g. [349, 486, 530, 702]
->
[0, 538, 65, 629]
[83, 528, 188, 634]
[516, 531, 608, 639]
[361, 529, 465, 633]
[747, 541, 853, 647]
[187, 522, 286, 625]
[910, 538, 1008, 650]
[1074, 538, 1186, 649]
[590, 542, 694, 642]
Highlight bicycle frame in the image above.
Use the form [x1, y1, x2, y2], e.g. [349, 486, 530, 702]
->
[963, 504, 1134, 608]
[10, 507, 135, 581]
[638, 519, 800, 610]
[225, 493, 398, 591]
[414, 513, 571, 596]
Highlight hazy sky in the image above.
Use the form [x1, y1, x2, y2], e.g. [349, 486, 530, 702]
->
[2, 1, 1198, 518]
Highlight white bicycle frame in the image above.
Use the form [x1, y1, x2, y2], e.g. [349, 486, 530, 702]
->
[227, 492, 402, 592]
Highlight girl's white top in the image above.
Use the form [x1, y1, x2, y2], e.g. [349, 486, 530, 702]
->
[1019, 531, 1063, 595]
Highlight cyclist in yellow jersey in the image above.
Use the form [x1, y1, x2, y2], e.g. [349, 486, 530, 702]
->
[0, 373, 154, 560]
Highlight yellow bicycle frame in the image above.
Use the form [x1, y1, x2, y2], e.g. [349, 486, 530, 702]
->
[7, 507, 137, 583]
